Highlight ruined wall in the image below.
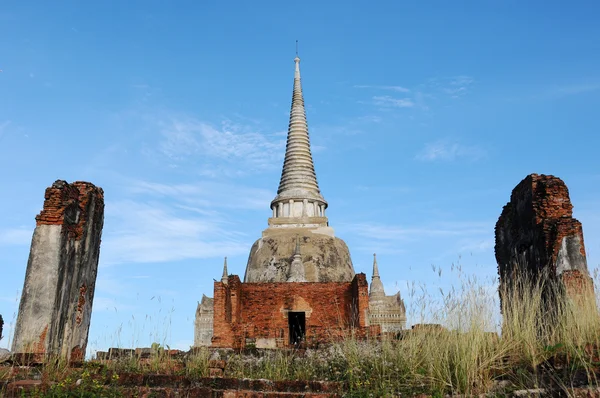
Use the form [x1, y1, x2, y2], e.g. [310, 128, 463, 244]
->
[369, 293, 407, 333]
[212, 274, 374, 349]
[194, 295, 214, 347]
[12, 180, 104, 361]
[495, 174, 592, 304]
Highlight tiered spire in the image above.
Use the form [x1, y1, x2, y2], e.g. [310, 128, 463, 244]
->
[221, 257, 228, 284]
[369, 253, 385, 298]
[270, 53, 327, 210]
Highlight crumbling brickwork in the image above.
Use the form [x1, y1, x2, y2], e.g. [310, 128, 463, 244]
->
[12, 180, 104, 361]
[495, 174, 593, 305]
[212, 273, 377, 349]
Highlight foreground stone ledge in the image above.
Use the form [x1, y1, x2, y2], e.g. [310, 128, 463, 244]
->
[1, 374, 343, 397]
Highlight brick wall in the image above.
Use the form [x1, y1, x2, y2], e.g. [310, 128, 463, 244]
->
[212, 273, 374, 348]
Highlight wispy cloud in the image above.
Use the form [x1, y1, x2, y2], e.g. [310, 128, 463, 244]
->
[354, 85, 410, 93]
[427, 75, 475, 99]
[372, 95, 414, 108]
[539, 82, 600, 100]
[100, 200, 249, 266]
[155, 117, 285, 175]
[0, 227, 32, 246]
[356, 75, 474, 114]
[344, 221, 489, 242]
[415, 140, 486, 162]
[457, 238, 494, 254]
[128, 180, 272, 210]
[340, 221, 490, 255]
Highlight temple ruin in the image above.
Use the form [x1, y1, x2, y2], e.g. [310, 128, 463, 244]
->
[495, 174, 593, 307]
[12, 180, 104, 361]
[369, 254, 407, 333]
[194, 294, 214, 347]
[195, 55, 405, 347]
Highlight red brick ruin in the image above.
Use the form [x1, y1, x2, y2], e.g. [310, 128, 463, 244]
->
[495, 174, 594, 307]
[212, 274, 378, 349]
[12, 180, 104, 361]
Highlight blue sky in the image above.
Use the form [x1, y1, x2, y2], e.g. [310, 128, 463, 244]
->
[1, 1, 599, 354]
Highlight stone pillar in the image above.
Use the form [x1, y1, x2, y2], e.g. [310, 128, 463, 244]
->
[495, 174, 594, 311]
[12, 180, 104, 361]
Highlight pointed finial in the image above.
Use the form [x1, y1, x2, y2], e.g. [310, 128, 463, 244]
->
[294, 40, 300, 64]
[369, 252, 385, 297]
[221, 256, 229, 284]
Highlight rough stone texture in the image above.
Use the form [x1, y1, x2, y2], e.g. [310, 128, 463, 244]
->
[0, 348, 10, 363]
[194, 294, 214, 347]
[212, 274, 378, 349]
[495, 174, 593, 305]
[369, 293, 406, 333]
[0, 314, 3, 341]
[12, 180, 104, 361]
[244, 230, 355, 283]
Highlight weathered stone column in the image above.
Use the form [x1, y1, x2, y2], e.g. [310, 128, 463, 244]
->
[495, 174, 594, 311]
[12, 180, 104, 361]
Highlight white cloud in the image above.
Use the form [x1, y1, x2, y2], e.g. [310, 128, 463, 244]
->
[415, 140, 486, 162]
[100, 200, 249, 266]
[128, 180, 272, 210]
[354, 85, 410, 93]
[157, 117, 285, 174]
[539, 82, 600, 100]
[457, 238, 494, 254]
[0, 227, 32, 246]
[426, 75, 475, 99]
[343, 221, 489, 241]
[373, 95, 414, 108]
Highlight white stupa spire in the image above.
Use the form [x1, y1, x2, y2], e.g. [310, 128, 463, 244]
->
[269, 47, 329, 228]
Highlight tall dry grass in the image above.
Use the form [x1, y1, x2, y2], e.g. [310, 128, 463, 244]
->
[222, 266, 600, 396]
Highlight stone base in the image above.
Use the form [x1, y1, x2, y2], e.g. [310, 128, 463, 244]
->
[244, 229, 355, 283]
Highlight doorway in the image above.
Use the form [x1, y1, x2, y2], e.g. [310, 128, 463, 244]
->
[288, 312, 306, 345]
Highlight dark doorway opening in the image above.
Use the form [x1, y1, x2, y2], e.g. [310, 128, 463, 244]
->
[288, 312, 306, 345]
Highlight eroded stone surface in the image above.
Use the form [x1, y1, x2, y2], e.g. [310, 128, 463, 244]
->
[12, 180, 104, 361]
[495, 174, 593, 303]
[194, 294, 214, 347]
[244, 229, 355, 283]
